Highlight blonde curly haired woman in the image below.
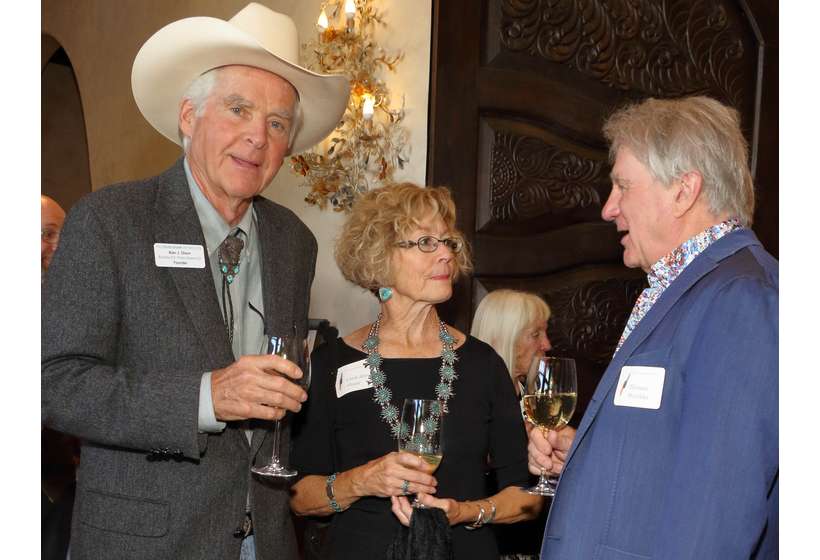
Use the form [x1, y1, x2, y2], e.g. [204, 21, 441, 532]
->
[290, 183, 542, 559]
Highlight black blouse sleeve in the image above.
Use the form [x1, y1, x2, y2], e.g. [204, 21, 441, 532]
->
[484, 346, 531, 489]
[291, 338, 337, 477]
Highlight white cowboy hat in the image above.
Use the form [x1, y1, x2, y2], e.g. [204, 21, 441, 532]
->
[131, 2, 349, 154]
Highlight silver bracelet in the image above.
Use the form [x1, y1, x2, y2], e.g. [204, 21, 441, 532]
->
[485, 498, 497, 524]
[464, 503, 486, 530]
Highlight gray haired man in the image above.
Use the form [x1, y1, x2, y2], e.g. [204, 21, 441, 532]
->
[528, 96, 777, 558]
[41, 4, 349, 559]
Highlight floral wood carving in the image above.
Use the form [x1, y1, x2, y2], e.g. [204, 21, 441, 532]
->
[545, 277, 646, 365]
[490, 130, 605, 223]
[499, 0, 750, 107]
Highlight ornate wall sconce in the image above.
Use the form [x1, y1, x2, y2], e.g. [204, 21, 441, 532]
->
[290, 0, 410, 211]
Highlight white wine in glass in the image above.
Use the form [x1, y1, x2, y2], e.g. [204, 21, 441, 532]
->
[522, 392, 576, 432]
[398, 398, 444, 507]
[251, 331, 311, 478]
[522, 356, 577, 496]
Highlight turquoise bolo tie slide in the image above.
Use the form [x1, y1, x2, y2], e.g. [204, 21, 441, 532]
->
[218, 236, 244, 284]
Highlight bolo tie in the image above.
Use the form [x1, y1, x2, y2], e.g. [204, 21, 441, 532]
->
[218, 229, 244, 345]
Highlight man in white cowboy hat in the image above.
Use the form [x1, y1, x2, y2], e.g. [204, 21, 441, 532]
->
[41, 4, 349, 559]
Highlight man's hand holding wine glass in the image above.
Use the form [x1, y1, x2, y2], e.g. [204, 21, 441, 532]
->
[211, 352, 308, 422]
[527, 424, 576, 477]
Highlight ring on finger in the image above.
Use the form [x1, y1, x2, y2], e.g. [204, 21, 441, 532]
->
[401, 479, 410, 495]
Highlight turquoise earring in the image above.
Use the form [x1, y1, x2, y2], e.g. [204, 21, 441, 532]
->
[378, 287, 393, 302]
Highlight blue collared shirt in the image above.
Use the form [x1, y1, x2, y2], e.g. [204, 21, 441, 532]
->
[185, 159, 266, 432]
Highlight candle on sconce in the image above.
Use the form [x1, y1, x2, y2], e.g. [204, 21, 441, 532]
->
[362, 94, 375, 120]
[317, 8, 329, 31]
[344, 0, 356, 32]
[293, 0, 409, 211]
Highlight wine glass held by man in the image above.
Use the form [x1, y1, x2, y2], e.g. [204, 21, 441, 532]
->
[471, 289, 576, 477]
[252, 332, 311, 478]
[520, 356, 577, 496]
[290, 183, 542, 560]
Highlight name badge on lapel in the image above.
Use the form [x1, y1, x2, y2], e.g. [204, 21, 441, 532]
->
[154, 243, 205, 268]
[613, 366, 665, 409]
[335, 359, 373, 398]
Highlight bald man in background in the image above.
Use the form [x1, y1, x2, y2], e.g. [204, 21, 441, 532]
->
[42, 193, 76, 559]
[41, 195, 66, 279]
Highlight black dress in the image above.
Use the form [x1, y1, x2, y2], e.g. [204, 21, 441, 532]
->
[291, 335, 530, 560]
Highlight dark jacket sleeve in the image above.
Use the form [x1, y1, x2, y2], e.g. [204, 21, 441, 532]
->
[484, 345, 531, 489]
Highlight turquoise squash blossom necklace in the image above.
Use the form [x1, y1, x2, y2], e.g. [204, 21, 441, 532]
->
[362, 313, 458, 440]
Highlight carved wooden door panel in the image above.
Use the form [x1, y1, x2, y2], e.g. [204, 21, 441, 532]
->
[428, 0, 777, 424]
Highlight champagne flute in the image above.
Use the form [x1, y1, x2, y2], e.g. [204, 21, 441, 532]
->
[398, 398, 444, 508]
[521, 356, 577, 496]
[251, 331, 311, 478]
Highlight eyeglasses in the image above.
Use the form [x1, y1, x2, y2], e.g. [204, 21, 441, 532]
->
[396, 235, 463, 253]
[42, 229, 60, 244]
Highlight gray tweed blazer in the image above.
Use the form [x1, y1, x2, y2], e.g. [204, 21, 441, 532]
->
[42, 159, 317, 560]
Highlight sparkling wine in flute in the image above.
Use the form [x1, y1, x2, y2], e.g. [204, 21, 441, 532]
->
[522, 392, 577, 431]
[399, 398, 444, 507]
[407, 451, 443, 472]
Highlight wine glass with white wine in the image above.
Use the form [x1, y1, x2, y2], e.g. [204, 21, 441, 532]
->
[398, 398, 444, 508]
[521, 356, 577, 496]
[251, 329, 311, 478]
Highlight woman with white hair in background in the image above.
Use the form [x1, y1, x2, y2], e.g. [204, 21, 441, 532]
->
[472, 289, 552, 396]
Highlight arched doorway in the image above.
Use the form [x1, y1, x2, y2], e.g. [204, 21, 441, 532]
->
[42, 34, 91, 211]
[41, 34, 88, 560]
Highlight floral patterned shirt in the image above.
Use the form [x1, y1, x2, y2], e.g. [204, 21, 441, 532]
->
[614, 219, 743, 355]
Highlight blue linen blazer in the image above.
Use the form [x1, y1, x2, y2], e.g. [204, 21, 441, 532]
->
[541, 228, 778, 559]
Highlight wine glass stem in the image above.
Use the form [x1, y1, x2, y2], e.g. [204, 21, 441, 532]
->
[539, 428, 550, 486]
[270, 419, 283, 465]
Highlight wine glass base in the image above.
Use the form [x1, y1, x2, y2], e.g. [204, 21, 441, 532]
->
[522, 484, 556, 497]
[251, 464, 298, 478]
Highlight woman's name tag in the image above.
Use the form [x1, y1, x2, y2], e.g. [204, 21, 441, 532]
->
[335, 359, 373, 398]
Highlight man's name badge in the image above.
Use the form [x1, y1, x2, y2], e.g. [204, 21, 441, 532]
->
[335, 359, 372, 398]
[613, 366, 665, 409]
[153, 243, 206, 269]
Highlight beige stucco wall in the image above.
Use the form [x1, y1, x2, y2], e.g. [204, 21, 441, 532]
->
[42, 0, 431, 335]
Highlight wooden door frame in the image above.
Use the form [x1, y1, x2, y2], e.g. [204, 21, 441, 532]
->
[426, 0, 778, 331]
